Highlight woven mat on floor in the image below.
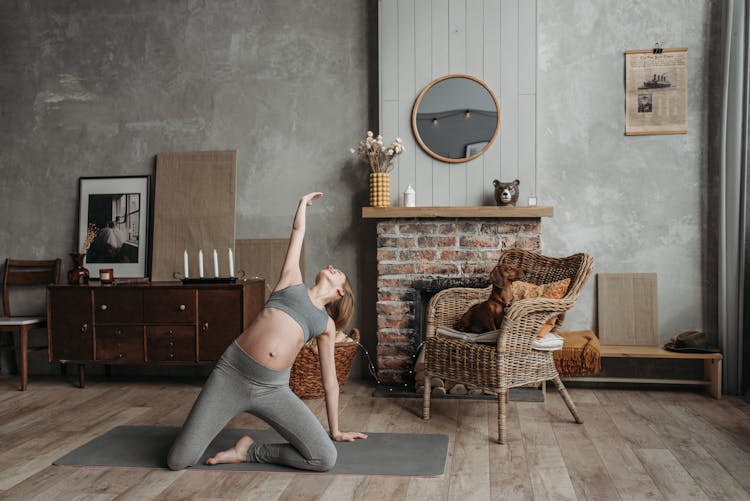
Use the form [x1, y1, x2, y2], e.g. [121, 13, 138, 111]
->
[53, 426, 448, 477]
[554, 330, 601, 377]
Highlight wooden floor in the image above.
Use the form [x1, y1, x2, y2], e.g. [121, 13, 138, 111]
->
[0, 376, 749, 501]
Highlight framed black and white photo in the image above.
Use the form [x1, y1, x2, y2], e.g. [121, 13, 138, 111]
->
[77, 176, 151, 279]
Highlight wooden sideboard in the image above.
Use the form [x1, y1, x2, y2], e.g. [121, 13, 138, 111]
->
[47, 280, 265, 386]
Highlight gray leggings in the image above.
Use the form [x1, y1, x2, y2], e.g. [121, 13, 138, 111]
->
[167, 341, 336, 471]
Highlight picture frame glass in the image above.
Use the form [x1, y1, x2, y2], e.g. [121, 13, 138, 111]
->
[77, 176, 150, 279]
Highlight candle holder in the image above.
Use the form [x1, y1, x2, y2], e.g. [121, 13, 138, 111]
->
[172, 270, 246, 284]
[182, 277, 237, 284]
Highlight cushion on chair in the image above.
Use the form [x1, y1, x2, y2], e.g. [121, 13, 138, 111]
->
[510, 278, 571, 301]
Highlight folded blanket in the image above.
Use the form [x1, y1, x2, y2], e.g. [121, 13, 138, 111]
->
[553, 330, 601, 377]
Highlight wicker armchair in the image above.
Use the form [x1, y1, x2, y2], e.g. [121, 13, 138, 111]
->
[422, 249, 594, 444]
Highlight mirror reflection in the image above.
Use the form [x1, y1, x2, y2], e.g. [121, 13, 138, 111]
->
[412, 74, 501, 163]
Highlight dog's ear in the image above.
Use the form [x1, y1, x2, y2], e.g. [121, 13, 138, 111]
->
[490, 266, 504, 287]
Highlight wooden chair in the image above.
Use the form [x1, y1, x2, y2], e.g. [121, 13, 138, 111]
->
[422, 249, 594, 444]
[0, 258, 61, 390]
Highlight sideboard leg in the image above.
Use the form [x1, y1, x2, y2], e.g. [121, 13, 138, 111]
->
[78, 364, 86, 388]
[105, 364, 112, 377]
[60, 363, 67, 376]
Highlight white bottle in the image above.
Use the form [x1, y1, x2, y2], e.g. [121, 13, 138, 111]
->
[403, 184, 416, 207]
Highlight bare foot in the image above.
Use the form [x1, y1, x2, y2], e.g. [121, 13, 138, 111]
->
[205, 435, 254, 465]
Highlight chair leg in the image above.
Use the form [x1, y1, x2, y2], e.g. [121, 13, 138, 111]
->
[18, 326, 30, 391]
[498, 389, 507, 444]
[423, 375, 431, 420]
[552, 376, 582, 424]
[498, 388, 507, 444]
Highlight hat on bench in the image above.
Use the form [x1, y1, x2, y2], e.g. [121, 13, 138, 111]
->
[664, 330, 721, 353]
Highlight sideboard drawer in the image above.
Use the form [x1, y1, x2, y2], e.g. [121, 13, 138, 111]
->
[94, 289, 143, 324]
[96, 326, 144, 363]
[144, 289, 196, 324]
[147, 325, 196, 362]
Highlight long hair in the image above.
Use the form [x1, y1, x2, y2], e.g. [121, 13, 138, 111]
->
[326, 276, 354, 331]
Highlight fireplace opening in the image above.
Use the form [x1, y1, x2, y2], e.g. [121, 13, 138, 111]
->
[413, 276, 491, 347]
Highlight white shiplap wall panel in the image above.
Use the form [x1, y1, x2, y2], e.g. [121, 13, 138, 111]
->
[518, 0, 536, 198]
[466, 0, 487, 205]
[519, 94, 536, 197]
[482, 0, 502, 204]
[448, 0, 467, 205]
[381, 99, 399, 204]
[379, 0, 535, 206]
[518, 0, 537, 95]
[499, 0, 519, 184]
[397, 0, 416, 196]
[414, 0, 433, 206]
[431, 0, 451, 206]
[379, 0, 398, 102]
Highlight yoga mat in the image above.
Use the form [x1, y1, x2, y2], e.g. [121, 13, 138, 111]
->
[54, 426, 448, 477]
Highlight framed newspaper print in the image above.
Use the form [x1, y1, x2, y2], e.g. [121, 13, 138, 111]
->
[625, 48, 688, 136]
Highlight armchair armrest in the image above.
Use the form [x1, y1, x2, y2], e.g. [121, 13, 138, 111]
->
[497, 297, 574, 353]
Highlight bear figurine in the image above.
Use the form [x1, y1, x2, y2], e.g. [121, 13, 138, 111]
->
[493, 179, 520, 206]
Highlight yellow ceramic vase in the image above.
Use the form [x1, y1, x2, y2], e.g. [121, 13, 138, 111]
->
[369, 172, 391, 207]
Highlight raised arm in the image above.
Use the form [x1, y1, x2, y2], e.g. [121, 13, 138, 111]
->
[274, 192, 322, 291]
[317, 320, 368, 442]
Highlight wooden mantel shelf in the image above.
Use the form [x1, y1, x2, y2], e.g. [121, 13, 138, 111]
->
[361, 206, 553, 219]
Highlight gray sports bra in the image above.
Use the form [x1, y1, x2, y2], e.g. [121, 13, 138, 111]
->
[265, 284, 330, 343]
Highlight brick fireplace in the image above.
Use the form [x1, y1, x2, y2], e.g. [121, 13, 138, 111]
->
[367, 208, 547, 387]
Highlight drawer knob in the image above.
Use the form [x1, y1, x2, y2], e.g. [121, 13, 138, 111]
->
[168, 330, 174, 335]
[80, 323, 88, 333]
[169, 341, 174, 347]
[202, 322, 209, 332]
[179, 304, 186, 311]
[100, 304, 108, 311]
[115, 329, 122, 335]
[169, 353, 175, 359]
[119, 353, 124, 358]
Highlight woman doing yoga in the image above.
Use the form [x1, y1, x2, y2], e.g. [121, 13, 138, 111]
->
[167, 192, 367, 472]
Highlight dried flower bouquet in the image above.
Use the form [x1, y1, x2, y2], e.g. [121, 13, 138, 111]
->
[352, 131, 404, 173]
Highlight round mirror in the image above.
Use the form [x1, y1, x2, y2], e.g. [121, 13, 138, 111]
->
[411, 74, 501, 163]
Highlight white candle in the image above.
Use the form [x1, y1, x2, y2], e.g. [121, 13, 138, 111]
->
[183, 250, 189, 278]
[228, 248, 235, 277]
[213, 249, 219, 277]
[198, 249, 204, 278]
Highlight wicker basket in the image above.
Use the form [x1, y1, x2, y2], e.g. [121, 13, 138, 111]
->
[290, 328, 360, 399]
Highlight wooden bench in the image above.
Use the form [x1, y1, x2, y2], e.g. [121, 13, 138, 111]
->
[564, 345, 723, 399]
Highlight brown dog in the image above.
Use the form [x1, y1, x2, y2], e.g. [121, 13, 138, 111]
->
[455, 263, 525, 333]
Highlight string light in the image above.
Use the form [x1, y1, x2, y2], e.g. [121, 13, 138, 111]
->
[353, 335, 425, 393]
[432, 117, 438, 125]
[464, 110, 471, 118]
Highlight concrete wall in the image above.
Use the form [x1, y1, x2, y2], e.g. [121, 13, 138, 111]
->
[537, 0, 720, 341]
[0, 0, 378, 377]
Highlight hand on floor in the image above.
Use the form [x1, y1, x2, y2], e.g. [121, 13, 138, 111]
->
[331, 431, 368, 442]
